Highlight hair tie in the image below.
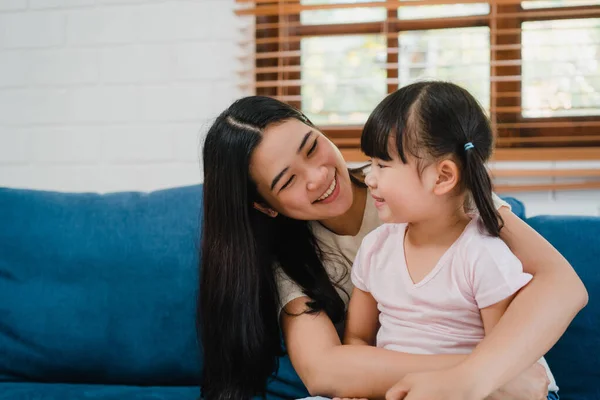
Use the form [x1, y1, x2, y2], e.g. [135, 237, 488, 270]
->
[464, 142, 475, 151]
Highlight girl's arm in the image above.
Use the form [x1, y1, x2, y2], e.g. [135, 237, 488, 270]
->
[480, 294, 516, 335]
[343, 288, 379, 346]
[281, 296, 466, 399]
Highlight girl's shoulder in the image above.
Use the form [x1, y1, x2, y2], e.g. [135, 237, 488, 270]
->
[361, 223, 407, 252]
[457, 216, 516, 263]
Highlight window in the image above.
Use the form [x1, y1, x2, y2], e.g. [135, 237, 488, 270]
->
[301, 0, 385, 25]
[301, 34, 386, 125]
[398, 27, 491, 111]
[522, 0, 599, 9]
[522, 18, 600, 118]
[397, 2, 490, 20]
[238, 0, 600, 159]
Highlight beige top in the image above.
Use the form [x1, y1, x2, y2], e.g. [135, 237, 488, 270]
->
[276, 193, 511, 314]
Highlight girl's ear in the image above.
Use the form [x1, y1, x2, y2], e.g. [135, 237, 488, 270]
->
[253, 202, 279, 218]
[433, 159, 460, 196]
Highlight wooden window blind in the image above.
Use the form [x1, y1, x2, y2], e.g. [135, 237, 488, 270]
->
[236, 0, 600, 162]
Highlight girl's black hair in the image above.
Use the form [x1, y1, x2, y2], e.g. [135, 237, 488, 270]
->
[199, 96, 348, 399]
[361, 81, 503, 236]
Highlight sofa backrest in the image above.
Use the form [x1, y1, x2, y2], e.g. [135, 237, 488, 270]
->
[0, 185, 203, 385]
[526, 215, 600, 400]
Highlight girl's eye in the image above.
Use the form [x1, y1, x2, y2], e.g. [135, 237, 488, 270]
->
[307, 139, 318, 156]
[371, 159, 387, 169]
[371, 158, 387, 168]
[280, 176, 295, 191]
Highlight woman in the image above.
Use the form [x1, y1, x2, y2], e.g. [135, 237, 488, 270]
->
[199, 96, 587, 400]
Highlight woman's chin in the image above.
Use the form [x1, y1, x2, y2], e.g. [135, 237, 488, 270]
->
[325, 188, 354, 218]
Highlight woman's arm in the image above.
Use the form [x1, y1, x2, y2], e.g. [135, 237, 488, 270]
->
[455, 208, 588, 397]
[387, 208, 588, 400]
[343, 288, 379, 346]
[282, 296, 466, 399]
[479, 295, 550, 400]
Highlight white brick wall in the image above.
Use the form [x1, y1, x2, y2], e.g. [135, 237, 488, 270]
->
[0, 0, 250, 193]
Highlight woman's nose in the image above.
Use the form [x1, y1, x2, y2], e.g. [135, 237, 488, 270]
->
[306, 166, 328, 192]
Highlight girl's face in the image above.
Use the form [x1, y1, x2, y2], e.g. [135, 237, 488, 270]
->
[365, 139, 440, 224]
[249, 118, 354, 221]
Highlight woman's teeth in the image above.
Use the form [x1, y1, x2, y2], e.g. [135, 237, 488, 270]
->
[317, 177, 337, 202]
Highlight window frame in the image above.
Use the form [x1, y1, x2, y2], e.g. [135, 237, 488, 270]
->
[253, 1, 600, 161]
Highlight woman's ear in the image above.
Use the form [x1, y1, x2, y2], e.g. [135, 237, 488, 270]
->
[433, 159, 460, 196]
[253, 202, 279, 218]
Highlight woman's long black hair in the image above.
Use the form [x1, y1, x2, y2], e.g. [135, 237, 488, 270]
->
[199, 96, 347, 399]
[361, 81, 503, 236]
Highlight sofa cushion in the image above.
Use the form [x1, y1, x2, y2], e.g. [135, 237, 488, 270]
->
[0, 382, 304, 400]
[527, 215, 600, 400]
[0, 185, 203, 385]
[0, 383, 202, 400]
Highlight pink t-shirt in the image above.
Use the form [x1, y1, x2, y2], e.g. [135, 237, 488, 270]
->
[351, 217, 533, 355]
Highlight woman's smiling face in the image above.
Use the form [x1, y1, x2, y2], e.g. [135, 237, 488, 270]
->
[249, 118, 354, 221]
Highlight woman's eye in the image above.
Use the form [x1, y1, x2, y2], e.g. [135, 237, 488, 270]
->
[378, 163, 387, 169]
[307, 139, 318, 156]
[280, 176, 295, 191]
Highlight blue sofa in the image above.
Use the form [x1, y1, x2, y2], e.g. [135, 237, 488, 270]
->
[0, 185, 598, 400]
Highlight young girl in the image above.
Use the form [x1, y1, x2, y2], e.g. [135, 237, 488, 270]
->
[345, 81, 559, 399]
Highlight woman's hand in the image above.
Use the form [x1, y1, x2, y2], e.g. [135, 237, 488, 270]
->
[385, 363, 549, 400]
[384, 368, 483, 400]
[333, 398, 368, 400]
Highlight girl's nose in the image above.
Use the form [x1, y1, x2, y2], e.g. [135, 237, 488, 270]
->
[365, 169, 377, 189]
